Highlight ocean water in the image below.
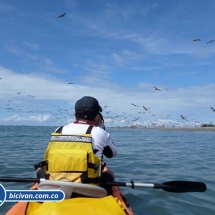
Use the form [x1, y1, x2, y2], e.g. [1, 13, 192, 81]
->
[0, 126, 214, 215]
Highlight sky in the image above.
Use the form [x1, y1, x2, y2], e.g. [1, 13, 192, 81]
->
[0, 0, 215, 127]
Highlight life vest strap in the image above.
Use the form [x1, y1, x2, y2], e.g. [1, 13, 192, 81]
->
[55, 126, 64, 133]
[88, 162, 99, 173]
[81, 172, 99, 184]
[86, 125, 93, 134]
[42, 161, 99, 172]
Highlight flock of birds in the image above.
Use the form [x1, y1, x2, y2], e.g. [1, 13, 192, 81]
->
[1, 13, 215, 128]
[2, 94, 214, 129]
[1, 71, 215, 128]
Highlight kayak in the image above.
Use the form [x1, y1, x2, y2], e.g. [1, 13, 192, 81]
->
[5, 165, 134, 215]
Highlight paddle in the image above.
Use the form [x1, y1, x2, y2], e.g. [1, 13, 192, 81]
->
[105, 180, 207, 193]
[0, 177, 206, 193]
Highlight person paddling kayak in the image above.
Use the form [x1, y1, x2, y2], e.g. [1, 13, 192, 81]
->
[35, 96, 117, 195]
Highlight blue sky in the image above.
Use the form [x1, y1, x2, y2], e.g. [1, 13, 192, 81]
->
[0, 0, 215, 127]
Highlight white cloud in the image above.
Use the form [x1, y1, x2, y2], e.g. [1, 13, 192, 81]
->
[112, 53, 123, 65]
[4, 41, 39, 61]
[30, 114, 51, 122]
[1, 114, 51, 122]
[22, 42, 39, 50]
[1, 65, 215, 127]
[140, 3, 159, 17]
[0, 3, 14, 12]
[4, 41, 23, 56]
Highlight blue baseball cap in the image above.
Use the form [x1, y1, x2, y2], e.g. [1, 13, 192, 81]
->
[75, 96, 102, 118]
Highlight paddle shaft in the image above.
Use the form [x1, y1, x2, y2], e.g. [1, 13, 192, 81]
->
[0, 178, 149, 187]
[0, 178, 206, 193]
[106, 182, 171, 189]
[0, 177, 42, 183]
[106, 181, 154, 188]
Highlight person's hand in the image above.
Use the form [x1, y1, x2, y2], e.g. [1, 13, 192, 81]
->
[95, 113, 105, 130]
[95, 114, 103, 126]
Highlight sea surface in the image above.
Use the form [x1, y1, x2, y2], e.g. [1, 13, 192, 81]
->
[0, 126, 214, 215]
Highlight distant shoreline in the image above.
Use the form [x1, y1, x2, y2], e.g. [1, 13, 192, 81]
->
[0, 125, 215, 132]
[113, 126, 215, 132]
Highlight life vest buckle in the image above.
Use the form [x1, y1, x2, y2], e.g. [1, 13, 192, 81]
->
[94, 164, 99, 173]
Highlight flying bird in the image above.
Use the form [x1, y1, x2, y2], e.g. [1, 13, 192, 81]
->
[181, 115, 187, 120]
[131, 103, 138, 106]
[153, 87, 161, 91]
[206, 40, 214, 44]
[57, 13, 66, 18]
[193, 39, 201, 42]
[210, 107, 215, 112]
[143, 106, 150, 111]
[67, 82, 73, 84]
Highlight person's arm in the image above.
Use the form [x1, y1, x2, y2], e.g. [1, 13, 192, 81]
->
[103, 137, 116, 158]
[92, 128, 117, 158]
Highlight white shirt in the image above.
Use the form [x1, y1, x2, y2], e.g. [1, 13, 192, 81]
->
[56, 121, 117, 159]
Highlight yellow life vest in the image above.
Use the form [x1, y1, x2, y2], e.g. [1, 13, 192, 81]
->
[43, 126, 100, 185]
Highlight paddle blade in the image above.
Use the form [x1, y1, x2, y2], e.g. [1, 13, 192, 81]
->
[162, 181, 207, 193]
